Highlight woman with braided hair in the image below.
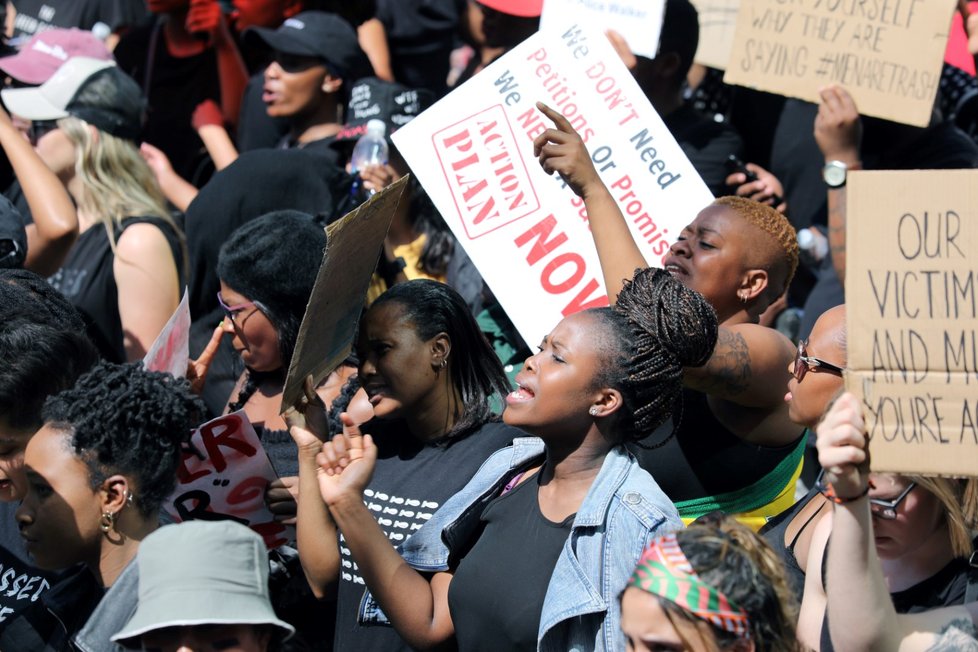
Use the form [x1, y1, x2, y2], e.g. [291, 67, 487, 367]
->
[2, 360, 204, 651]
[535, 102, 806, 529]
[621, 515, 802, 651]
[300, 266, 718, 651]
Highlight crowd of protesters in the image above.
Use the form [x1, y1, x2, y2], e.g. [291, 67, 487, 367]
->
[1, 0, 977, 650]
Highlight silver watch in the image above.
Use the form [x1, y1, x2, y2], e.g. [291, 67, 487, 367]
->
[822, 160, 849, 188]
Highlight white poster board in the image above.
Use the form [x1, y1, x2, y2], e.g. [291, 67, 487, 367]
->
[392, 23, 713, 347]
[540, 0, 666, 60]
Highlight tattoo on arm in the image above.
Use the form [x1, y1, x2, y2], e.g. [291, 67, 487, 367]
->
[927, 618, 978, 652]
[695, 329, 751, 397]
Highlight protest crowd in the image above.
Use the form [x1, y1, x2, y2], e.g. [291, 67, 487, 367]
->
[1, 0, 978, 650]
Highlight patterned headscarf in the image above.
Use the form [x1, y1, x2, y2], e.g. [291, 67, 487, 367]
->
[627, 532, 751, 639]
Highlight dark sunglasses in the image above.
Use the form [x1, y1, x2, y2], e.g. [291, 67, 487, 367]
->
[793, 340, 845, 383]
[273, 51, 328, 74]
[27, 119, 58, 146]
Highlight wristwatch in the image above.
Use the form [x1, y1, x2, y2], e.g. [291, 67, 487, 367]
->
[822, 160, 849, 188]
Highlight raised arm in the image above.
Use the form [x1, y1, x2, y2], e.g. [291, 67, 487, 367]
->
[186, 0, 248, 127]
[534, 102, 648, 301]
[0, 107, 78, 275]
[318, 416, 455, 649]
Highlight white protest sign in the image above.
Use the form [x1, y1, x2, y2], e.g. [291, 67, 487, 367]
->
[166, 411, 292, 548]
[540, 0, 666, 60]
[691, 0, 740, 69]
[142, 289, 190, 378]
[392, 23, 713, 348]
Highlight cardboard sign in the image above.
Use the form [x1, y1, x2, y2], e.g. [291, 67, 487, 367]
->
[392, 24, 713, 348]
[142, 289, 191, 378]
[0, 547, 51, 623]
[691, 0, 740, 69]
[846, 169, 978, 477]
[540, 0, 666, 60]
[281, 177, 408, 412]
[723, 0, 957, 126]
[165, 411, 292, 547]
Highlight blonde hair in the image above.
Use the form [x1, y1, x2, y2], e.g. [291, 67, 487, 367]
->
[910, 476, 978, 559]
[58, 117, 187, 272]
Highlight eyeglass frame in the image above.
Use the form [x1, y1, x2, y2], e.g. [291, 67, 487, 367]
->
[216, 292, 266, 329]
[793, 340, 845, 383]
[815, 470, 916, 520]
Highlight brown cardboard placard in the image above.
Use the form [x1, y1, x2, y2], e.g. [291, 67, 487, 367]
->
[280, 176, 409, 412]
[723, 0, 956, 126]
[846, 169, 978, 477]
[691, 0, 740, 69]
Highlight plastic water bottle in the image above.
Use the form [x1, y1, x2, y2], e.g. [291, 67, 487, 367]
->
[350, 119, 389, 199]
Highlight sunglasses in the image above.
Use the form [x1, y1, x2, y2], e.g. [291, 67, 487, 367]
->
[216, 292, 260, 328]
[27, 119, 58, 146]
[793, 340, 845, 383]
[273, 51, 328, 74]
[816, 471, 916, 520]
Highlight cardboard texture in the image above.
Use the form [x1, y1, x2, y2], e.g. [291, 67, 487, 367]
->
[142, 289, 190, 378]
[165, 411, 292, 548]
[691, 0, 740, 69]
[846, 169, 978, 478]
[392, 23, 712, 349]
[723, 0, 957, 126]
[281, 177, 408, 412]
[540, 0, 666, 60]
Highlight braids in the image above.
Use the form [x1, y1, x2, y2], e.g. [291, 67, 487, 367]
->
[713, 196, 799, 297]
[666, 517, 802, 651]
[42, 361, 205, 517]
[601, 267, 718, 442]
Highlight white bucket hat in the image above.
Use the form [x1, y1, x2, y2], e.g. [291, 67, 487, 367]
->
[111, 520, 294, 648]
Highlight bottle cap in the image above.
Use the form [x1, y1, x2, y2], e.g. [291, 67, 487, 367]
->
[366, 119, 387, 137]
[797, 228, 814, 249]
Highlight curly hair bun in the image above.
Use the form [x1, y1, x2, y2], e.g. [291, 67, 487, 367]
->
[616, 267, 718, 368]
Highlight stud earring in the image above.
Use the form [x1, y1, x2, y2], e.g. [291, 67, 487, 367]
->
[589, 407, 599, 416]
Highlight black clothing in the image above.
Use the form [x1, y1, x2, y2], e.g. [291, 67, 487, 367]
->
[376, 0, 463, 97]
[448, 474, 573, 652]
[9, 0, 145, 39]
[332, 421, 517, 652]
[821, 557, 971, 652]
[114, 18, 219, 183]
[759, 486, 826, 601]
[0, 542, 53, 624]
[665, 103, 743, 197]
[184, 148, 350, 416]
[257, 426, 298, 480]
[627, 389, 805, 502]
[0, 564, 102, 651]
[47, 217, 183, 363]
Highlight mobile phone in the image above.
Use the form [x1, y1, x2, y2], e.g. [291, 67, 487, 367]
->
[725, 155, 783, 206]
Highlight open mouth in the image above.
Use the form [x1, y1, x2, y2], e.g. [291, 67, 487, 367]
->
[506, 383, 535, 404]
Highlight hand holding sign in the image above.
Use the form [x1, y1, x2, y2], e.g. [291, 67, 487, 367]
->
[266, 476, 299, 524]
[316, 413, 377, 505]
[815, 85, 862, 165]
[815, 392, 871, 498]
[533, 102, 603, 200]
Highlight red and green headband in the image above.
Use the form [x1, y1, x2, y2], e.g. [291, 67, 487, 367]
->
[628, 533, 751, 639]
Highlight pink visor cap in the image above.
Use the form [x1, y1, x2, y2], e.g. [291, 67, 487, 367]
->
[0, 28, 112, 86]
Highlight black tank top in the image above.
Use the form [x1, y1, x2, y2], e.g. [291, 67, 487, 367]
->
[627, 389, 805, 502]
[48, 216, 183, 363]
[759, 486, 827, 601]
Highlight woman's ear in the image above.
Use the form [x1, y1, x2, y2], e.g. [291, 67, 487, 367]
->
[99, 474, 131, 515]
[321, 74, 343, 94]
[589, 388, 623, 419]
[430, 332, 452, 369]
[739, 268, 769, 303]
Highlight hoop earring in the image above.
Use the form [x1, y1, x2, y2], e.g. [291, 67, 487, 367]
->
[99, 511, 116, 533]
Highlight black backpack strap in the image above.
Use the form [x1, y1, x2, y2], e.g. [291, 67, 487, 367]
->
[966, 536, 978, 603]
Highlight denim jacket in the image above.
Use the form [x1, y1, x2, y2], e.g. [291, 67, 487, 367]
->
[359, 437, 683, 651]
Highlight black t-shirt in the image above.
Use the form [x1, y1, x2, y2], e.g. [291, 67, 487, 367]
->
[448, 473, 573, 652]
[332, 420, 518, 652]
[47, 216, 183, 363]
[114, 19, 219, 184]
[9, 0, 146, 39]
[821, 557, 971, 652]
[664, 103, 744, 198]
[376, 0, 463, 97]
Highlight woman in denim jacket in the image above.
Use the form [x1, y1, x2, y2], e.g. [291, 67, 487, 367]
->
[307, 266, 719, 651]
